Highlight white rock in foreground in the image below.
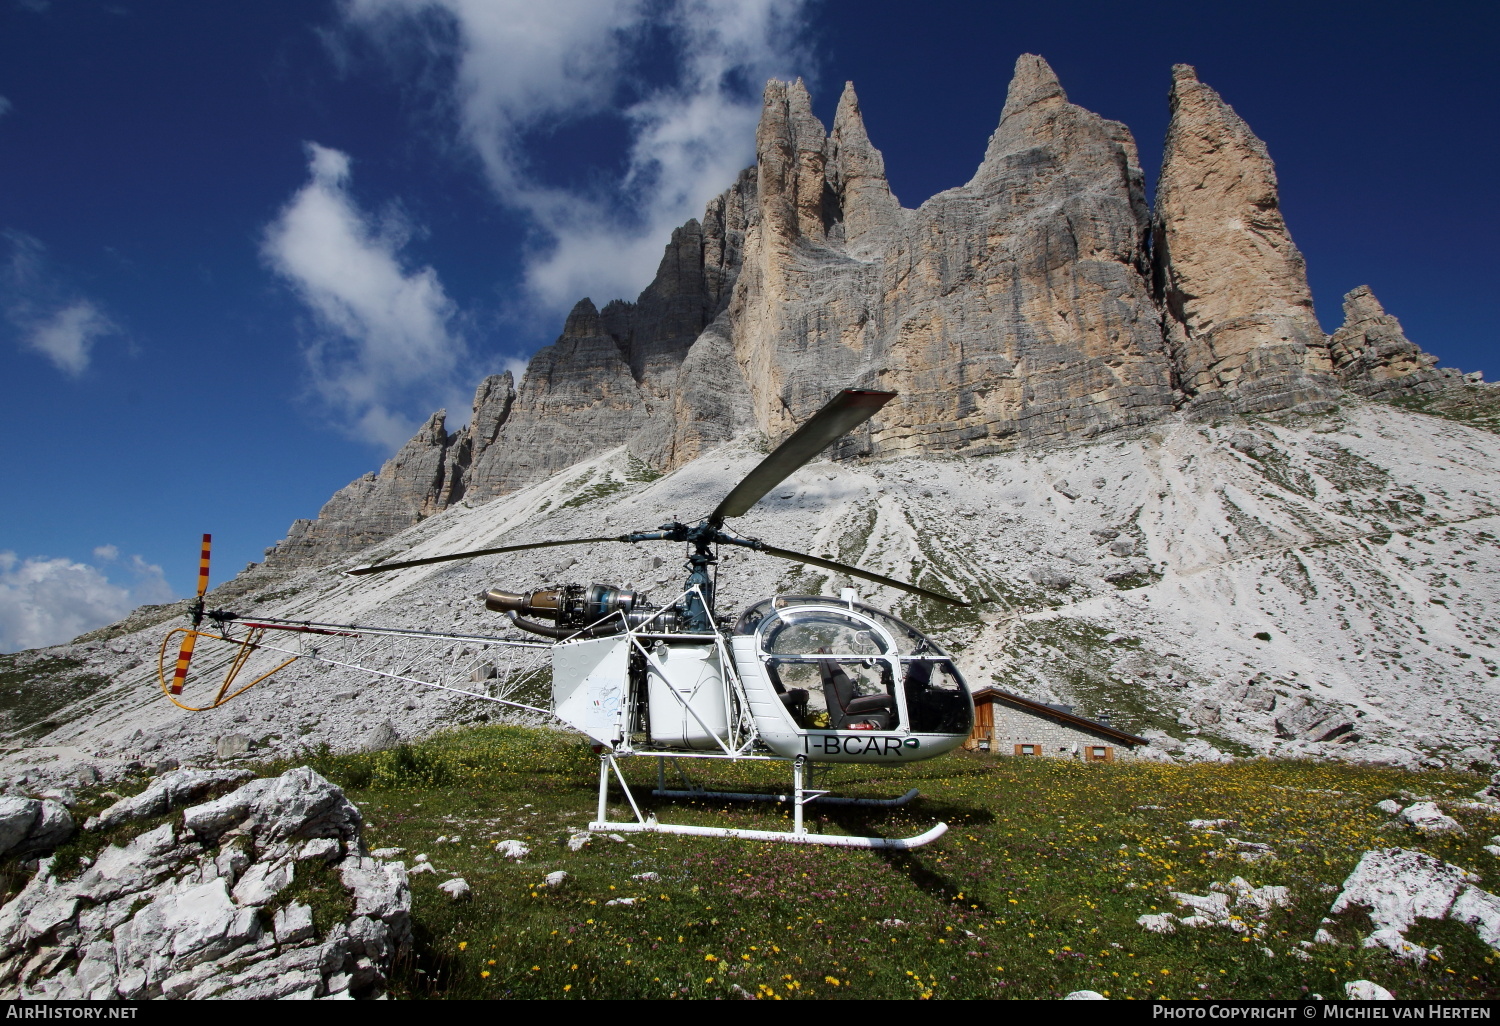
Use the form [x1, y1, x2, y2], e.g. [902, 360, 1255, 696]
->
[1345, 980, 1394, 1000]
[437, 878, 471, 902]
[0, 766, 408, 999]
[85, 768, 253, 832]
[1328, 848, 1500, 960]
[1398, 802, 1466, 837]
[1138, 876, 1290, 939]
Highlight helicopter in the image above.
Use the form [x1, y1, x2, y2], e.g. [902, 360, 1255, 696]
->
[160, 389, 977, 849]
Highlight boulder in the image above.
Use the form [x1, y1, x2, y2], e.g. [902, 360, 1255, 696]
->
[182, 766, 360, 844]
[362, 721, 399, 753]
[1327, 847, 1499, 960]
[1399, 801, 1466, 837]
[438, 878, 471, 902]
[0, 799, 40, 857]
[214, 735, 253, 760]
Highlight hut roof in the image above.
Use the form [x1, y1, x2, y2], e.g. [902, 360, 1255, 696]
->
[971, 686, 1150, 747]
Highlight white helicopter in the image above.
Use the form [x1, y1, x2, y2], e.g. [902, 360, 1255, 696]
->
[161, 390, 975, 849]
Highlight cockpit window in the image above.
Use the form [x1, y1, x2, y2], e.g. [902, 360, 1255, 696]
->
[767, 658, 896, 731]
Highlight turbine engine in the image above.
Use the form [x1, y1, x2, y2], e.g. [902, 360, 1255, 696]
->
[483, 583, 677, 637]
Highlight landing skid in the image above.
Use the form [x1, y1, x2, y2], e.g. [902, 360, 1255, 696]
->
[650, 787, 920, 809]
[588, 753, 946, 850]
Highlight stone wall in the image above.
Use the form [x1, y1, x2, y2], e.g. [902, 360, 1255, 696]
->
[980, 699, 1142, 762]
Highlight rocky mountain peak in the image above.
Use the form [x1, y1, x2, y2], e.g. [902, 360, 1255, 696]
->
[1154, 63, 1338, 414]
[561, 297, 603, 338]
[1328, 285, 1443, 397]
[265, 58, 1475, 571]
[826, 81, 902, 255]
[412, 409, 447, 445]
[757, 77, 831, 242]
[998, 52, 1069, 122]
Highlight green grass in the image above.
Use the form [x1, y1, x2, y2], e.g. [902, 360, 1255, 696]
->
[249, 725, 1497, 1000]
[560, 472, 627, 510]
[0, 654, 112, 739]
[1380, 385, 1500, 436]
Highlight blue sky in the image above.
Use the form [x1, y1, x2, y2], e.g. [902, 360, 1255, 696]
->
[1, 0, 1495, 651]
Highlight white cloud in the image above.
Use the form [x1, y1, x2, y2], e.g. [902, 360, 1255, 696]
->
[2, 230, 119, 376]
[500, 356, 529, 383]
[0, 549, 174, 654]
[91, 544, 119, 562]
[23, 299, 114, 376]
[344, 0, 812, 315]
[262, 143, 470, 448]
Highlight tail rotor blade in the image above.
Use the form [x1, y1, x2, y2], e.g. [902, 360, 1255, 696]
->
[169, 630, 198, 695]
[755, 542, 969, 608]
[345, 536, 629, 577]
[196, 534, 212, 597]
[710, 389, 895, 524]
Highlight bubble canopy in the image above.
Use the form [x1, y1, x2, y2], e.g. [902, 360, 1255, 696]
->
[733, 595, 951, 658]
[734, 595, 973, 738]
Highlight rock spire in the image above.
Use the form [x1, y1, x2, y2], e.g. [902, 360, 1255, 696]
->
[1153, 64, 1338, 413]
[1327, 286, 1443, 397]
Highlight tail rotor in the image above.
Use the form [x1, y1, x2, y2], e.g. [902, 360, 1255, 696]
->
[168, 533, 211, 697]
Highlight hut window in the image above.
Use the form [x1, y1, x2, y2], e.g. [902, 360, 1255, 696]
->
[1014, 743, 1041, 757]
[1086, 746, 1114, 763]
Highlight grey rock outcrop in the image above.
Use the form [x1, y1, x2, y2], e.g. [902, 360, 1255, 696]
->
[1153, 64, 1338, 414]
[465, 169, 759, 498]
[0, 766, 409, 999]
[1326, 848, 1500, 960]
[465, 299, 651, 498]
[181, 765, 361, 844]
[1328, 286, 1444, 396]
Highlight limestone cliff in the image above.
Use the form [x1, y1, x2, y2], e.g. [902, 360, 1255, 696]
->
[729, 59, 1174, 454]
[1152, 64, 1338, 414]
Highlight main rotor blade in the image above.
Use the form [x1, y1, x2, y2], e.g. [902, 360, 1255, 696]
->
[756, 543, 970, 608]
[710, 389, 895, 524]
[345, 536, 628, 577]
